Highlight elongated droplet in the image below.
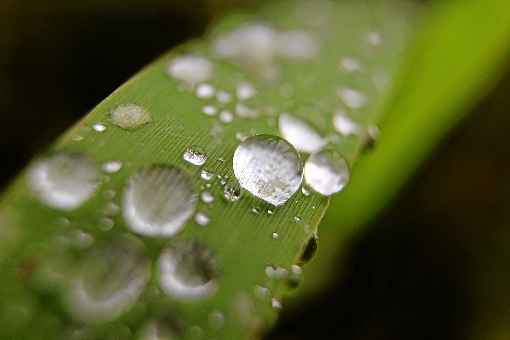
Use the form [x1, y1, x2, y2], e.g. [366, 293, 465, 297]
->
[337, 88, 367, 109]
[102, 160, 123, 174]
[183, 147, 208, 166]
[167, 55, 213, 86]
[159, 240, 217, 300]
[123, 166, 196, 237]
[66, 235, 150, 323]
[333, 112, 361, 136]
[278, 113, 326, 153]
[304, 150, 350, 196]
[28, 153, 99, 210]
[233, 135, 302, 206]
[110, 103, 151, 130]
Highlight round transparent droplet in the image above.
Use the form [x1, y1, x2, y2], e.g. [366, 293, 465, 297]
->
[196, 83, 215, 99]
[102, 160, 123, 174]
[271, 232, 279, 240]
[339, 57, 362, 73]
[219, 110, 234, 124]
[278, 113, 326, 153]
[337, 88, 367, 109]
[123, 165, 197, 237]
[92, 123, 106, 132]
[28, 152, 99, 210]
[159, 240, 218, 300]
[200, 169, 214, 181]
[194, 212, 210, 226]
[236, 82, 256, 100]
[183, 147, 208, 166]
[66, 235, 150, 323]
[200, 191, 214, 204]
[275, 30, 318, 60]
[271, 298, 283, 310]
[304, 149, 350, 196]
[223, 182, 241, 202]
[202, 105, 217, 116]
[167, 55, 213, 86]
[333, 112, 361, 136]
[233, 135, 303, 206]
[110, 104, 151, 130]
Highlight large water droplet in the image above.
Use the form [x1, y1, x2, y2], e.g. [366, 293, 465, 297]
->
[159, 240, 217, 300]
[123, 166, 197, 237]
[167, 55, 213, 86]
[28, 152, 99, 210]
[233, 135, 303, 206]
[278, 113, 326, 153]
[66, 235, 150, 323]
[183, 147, 208, 166]
[110, 104, 151, 130]
[304, 150, 350, 196]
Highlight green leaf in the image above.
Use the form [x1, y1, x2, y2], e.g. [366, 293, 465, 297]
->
[0, 0, 417, 339]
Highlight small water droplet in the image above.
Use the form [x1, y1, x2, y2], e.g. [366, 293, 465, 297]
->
[251, 206, 261, 215]
[202, 105, 217, 116]
[159, 240, 218, 300]
[235, 131, 250, 142]
[299, 234, 318, 264]
[183, 147, 208, 166]
[216, 90, 232, 104]
[92, 123, 106, 132]
[167, 55, 213, 86]
[200, 191, 214, 204]
[287, 264, 303, 288]
[200, 169, 214, 181]
[110, 104, 151, 130]
[301, 186, 310, 196]
[233, 135, 303, 206]
[218, 110, 234, 124]
[123, 165, 197, 237]
[254, 285, 270, 300]
[66, 235, 150, 323]
[195, 212, 210, 226]
[235, 103, 258, 118]
[102, 160, 123, 174]
[275, 30, 318, 60]
[265, 265, 288, 280]
[99, 217, 115, 231]
[339, 57, 362, 73]
[223, 182, 241, 202]
[278, 113, 326, 153]
[196, 83, 216, 99]
[271, 232, 279, 240]
[267, 208, 274, 215]
[208, 310, 225, 330]
[333, 112, 361, 136]
[367, 31, 382, 46]
[271, 298, 282, 310]
[304, 149, 350, 196]
[293, 215, 302, 223]
[337, 88, 367, 109]
[236, 82, 256, 100]
[139, 319, 181, 340]
[28, 153, 99, 210]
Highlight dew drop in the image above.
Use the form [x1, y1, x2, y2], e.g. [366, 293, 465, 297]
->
[251, 206, 261, 215]
[216, 90, 232, 104]
[123, 165, 197, 237]
[202, 105, 217, 116]
[254, 285, 270, 300]
[196, 83, 215, 99]
[110, 104, 151, 130]
[271, 298, 282, 310]
[236, 82, 256, 100]
[200, 191, 214, 204]
[265, 265, 288, 280]
[367, 31, 382, 46]
[278, 113, 326, 153]
[304, 149, 350, 196]
[219, 110, 234, 124]
[223, 182, 241, 202]
[66, 235, 150, 323]
[28, 152, 99, 210]
[271, 232, 279, 240]
[293, 215, 302, 223]
[275, 30, 318, 60]
[233, 135, 303, 206]
[267, 208, 274, 215]
[339, 57, 362, 73]
[167, 55, 213, 86]
[337, 88, 368, 109]
[235, 103, 258, 118]
[333, 112, 361, 136]
[200, 169, 214, 181]
[301, 186, 311, 196]
[159, 240, 218, 300]
[102, 160, 123, 174]
[92, 123, 106, 132]
[287, 264, 303, 288]
[183, 147, 208, 166]
[194, 212, 210, 226]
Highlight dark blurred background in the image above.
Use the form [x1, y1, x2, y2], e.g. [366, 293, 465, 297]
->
[2, 1, 510, 339]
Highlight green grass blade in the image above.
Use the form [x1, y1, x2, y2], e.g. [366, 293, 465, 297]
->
[0, 1, 416, 339]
